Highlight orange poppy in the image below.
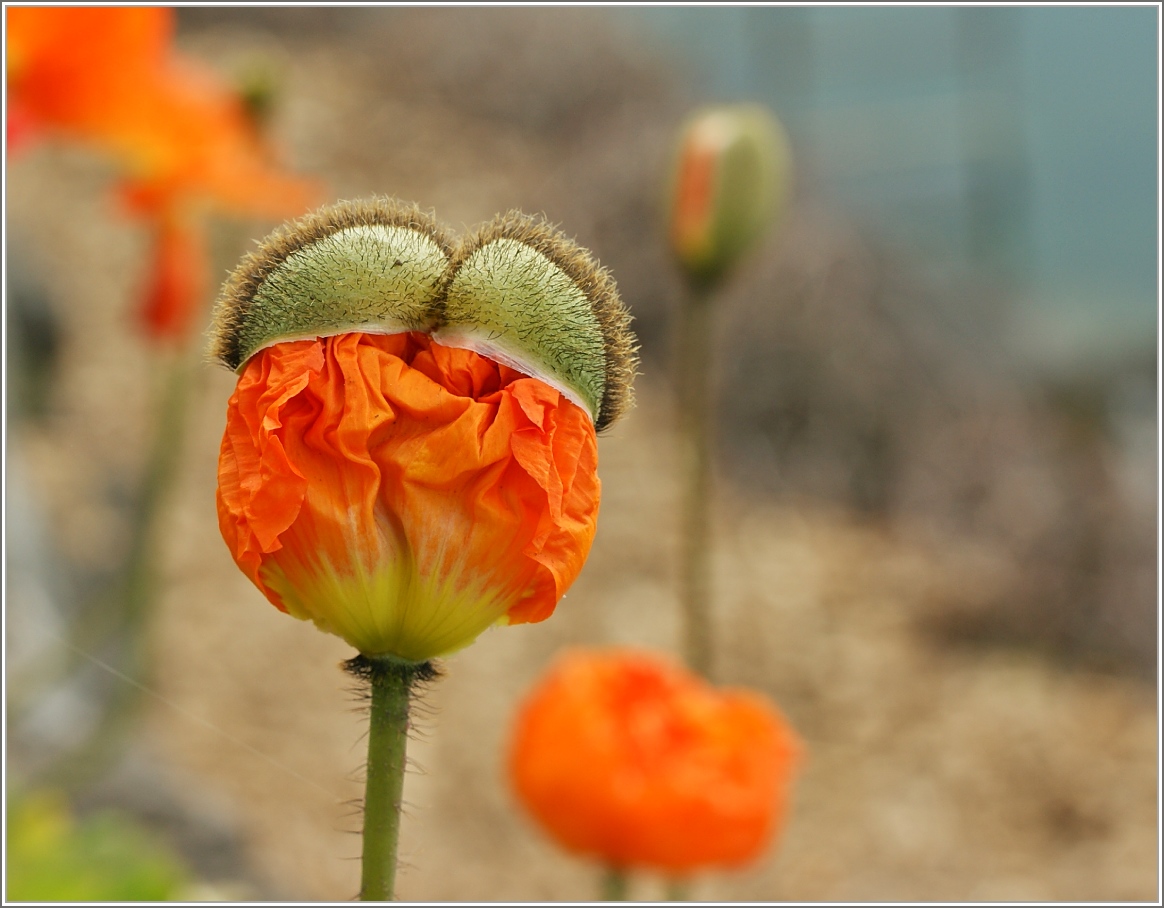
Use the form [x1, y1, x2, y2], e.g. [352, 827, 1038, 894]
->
[216, 332, 601, 662]
[509, 648, 803, 874]
[7, 7, 321, 341]
[5, 7, 170, 152]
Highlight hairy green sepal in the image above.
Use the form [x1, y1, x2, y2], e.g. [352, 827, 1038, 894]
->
[212, 199, 637, 429]
[436, 238, 606, 419]
[234, 225, 450, 366]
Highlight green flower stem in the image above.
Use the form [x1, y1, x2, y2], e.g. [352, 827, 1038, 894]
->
[121, 349, 193, 638]
[350, 656, 432, 901]
[676, 284, 715, 679]
[601, 866, 628, 901]
[43, 349, 194, 790]
[72, 348, 193, 671]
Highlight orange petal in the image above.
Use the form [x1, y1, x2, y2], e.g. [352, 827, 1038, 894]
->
[139, 213, 208, 342]
[112, 55, 322, 219]
[216, 333, 600, 661]
[5, 98, 40, 155]
[670, 132, 719, 263]
[6, 8, 171, 140]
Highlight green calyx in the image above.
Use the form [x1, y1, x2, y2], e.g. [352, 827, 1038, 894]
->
[439, 237, 605, 419]
[208, 198, 454, 372]
[238, 224, 449, 360]
[208, 198, 637, 431]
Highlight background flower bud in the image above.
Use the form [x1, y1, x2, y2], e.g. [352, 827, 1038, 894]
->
[667, 103, 793, 285]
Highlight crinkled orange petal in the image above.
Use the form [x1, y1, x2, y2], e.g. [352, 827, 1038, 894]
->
[216, 333, 600, 661]
[509, 649, 804, 874]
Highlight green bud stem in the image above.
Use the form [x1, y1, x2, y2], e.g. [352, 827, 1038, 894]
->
[43, 348, 194, 790]
[122, 349, 193, 639]
[677, 286, 715, 679]
[349, 656, 431, 901]
[601, 866, 628, 901]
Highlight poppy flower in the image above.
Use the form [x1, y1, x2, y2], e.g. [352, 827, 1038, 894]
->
[7, 7, 322, 342]
[211, 198, 637, 662]
[668, 104, 793, 285]
[509, 648, 803, 874]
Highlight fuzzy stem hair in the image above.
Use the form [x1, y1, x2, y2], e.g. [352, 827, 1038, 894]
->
[344, 654, 438, 901]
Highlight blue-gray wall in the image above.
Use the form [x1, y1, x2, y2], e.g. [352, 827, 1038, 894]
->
[626, 6, 1159, 365]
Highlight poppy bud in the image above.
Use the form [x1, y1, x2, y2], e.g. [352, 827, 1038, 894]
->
[668, 104, 793, 286]
[210, 198, 637, 662]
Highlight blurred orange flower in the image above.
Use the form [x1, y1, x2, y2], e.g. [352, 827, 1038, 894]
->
[509, 648, 803, 875]
[6, 6, 321, 341]
[216, 332, 600, 662]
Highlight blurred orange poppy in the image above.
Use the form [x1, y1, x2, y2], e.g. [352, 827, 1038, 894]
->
[137, 208, 207, 339]
[6, 6, 321, 341]
[509, 648, 803, 874]
[216, 331, 601, 662]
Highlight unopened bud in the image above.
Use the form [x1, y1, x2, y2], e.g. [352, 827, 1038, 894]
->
[668, 104, 792, 285]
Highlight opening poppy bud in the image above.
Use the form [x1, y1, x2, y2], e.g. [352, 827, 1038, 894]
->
[509, 648, 804, 874]
[210, 198, 637, 662]
[668, 104, 793, 286]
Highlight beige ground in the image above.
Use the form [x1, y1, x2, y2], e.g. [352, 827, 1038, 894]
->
[6, 14, 1158, 903]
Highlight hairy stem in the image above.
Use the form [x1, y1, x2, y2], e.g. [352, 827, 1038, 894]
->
[349, 656, 432, 901]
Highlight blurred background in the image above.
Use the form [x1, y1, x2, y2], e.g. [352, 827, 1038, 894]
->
[5, 6, 1158, 902]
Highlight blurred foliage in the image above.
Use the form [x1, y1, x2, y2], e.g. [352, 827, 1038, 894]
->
[6, 789, 190, 902]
